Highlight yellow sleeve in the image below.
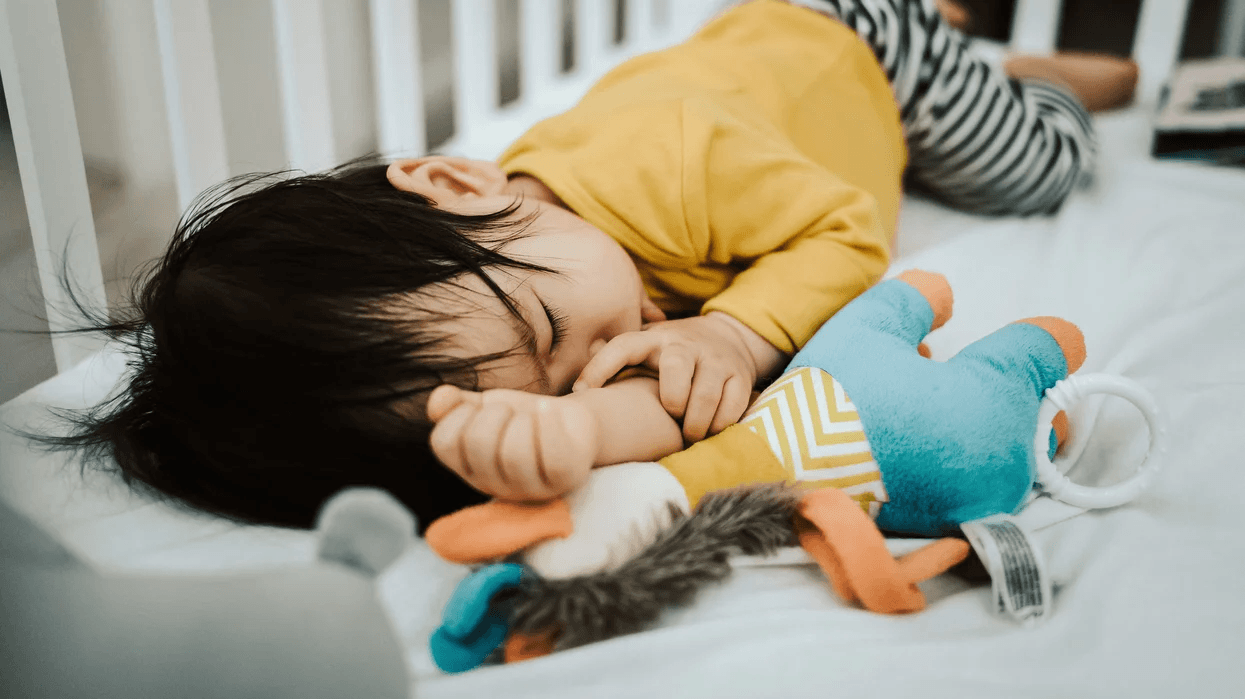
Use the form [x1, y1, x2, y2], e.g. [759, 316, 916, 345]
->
[659, 423, 790, 509]
[688, 102, 892, 354]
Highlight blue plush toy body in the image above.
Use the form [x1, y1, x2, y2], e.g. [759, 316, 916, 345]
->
[660, 269, 1086, 537]
[790, 270, 1083, 534]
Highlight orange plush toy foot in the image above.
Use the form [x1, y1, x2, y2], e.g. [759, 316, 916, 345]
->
[504, 627, 561, 663]
[897, 270, 954, 332]
[1015, 315, 1084, 456]
[1051, 409, 1070, 454]
[795, 489, 970, 614]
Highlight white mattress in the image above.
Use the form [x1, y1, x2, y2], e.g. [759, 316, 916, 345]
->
[3, 107, 1244, 698]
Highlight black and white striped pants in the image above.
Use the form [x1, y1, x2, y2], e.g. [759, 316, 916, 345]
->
[793, 0, 1097, 215]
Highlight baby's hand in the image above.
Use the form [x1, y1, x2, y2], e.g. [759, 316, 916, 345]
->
[574, 313, 761, 443]
[426, 385, 598, 501]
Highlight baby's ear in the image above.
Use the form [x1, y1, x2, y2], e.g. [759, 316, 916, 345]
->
[386, 157, 508, 206]
[316, 488, 418, 577]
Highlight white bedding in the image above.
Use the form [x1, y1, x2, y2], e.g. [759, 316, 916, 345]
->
[2, 107, 1244, 698]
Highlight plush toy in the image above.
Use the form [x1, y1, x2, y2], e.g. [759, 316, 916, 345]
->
[419, 269, 1098, 672]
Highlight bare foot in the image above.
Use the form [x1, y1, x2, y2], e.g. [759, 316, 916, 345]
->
[1004, 52, 1140, 112]
[936, 0, 971, 31]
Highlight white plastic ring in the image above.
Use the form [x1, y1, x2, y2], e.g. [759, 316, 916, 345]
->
[1033, 373, 1166, 510]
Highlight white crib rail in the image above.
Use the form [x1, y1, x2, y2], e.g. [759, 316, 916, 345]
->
[152, 0, 231, 216]
[431, 0, 717, 160]
[450, 0, 501, 153]
[1009, 0, 1062, 53]
[522, 0, 564, 107]
[1132, 0, 1192, 103]
[272, 0, 338, 174]
[0, 0, 105, 371]
[371, 0, 427, 157]
[576, 0, 615, 78]
[0, 0, 1213, 391]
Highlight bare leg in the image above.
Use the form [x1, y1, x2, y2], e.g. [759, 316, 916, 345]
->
[799, 0, 1100, 215]
[1005, 52, 1139, 113]
[934, 0, 970, 30]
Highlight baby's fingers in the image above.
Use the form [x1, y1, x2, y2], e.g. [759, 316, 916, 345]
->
[574, 333, 661, 391]
[427, 384, 480, 422]
[709, 375, 752, 437]
[460, 403, 516, 491]
[496, 403, 594, 499]
[657, 350, 695, 419]
[429, 400, 480, 480]
[537, 401, 597, 493]
[497, 411, 555, 499]
[681, 364, 727, 443]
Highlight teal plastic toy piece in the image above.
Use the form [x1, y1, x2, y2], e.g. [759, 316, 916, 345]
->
[430, 563, 525, 673]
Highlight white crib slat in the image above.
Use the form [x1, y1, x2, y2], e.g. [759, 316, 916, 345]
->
[152, 0, 230, 215]
[371, 0, 426, 156]
[1222, 0, 1245, 58]
[1133, 0, 1191, 104]
[0, 0, 106, 371]
[521, 0, 561, 100]
[1009, 0, 1063, 54]
[667, 0, 715, 43]
[272, 0, 337, 172]
[576, 0, 613, 79]
[625, 0, 655, 52]
[452, 0, 499, 144]
[653, 0, 670, 29]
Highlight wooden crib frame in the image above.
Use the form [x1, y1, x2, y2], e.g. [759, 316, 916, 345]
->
[0, 0, 1213, 396]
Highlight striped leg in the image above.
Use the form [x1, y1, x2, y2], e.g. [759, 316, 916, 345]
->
[793, 0, 1097, 215]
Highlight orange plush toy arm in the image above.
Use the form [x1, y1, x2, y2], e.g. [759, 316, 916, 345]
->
[796, 488, 969, 614]
[425, 499, 573, 565]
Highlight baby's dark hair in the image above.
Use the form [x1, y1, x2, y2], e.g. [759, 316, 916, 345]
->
[42, 157, 549, 531]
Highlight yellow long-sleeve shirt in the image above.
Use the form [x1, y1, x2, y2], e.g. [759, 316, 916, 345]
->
[497, 0, 905, 353]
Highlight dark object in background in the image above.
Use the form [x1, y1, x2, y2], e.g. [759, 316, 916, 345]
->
[1056, 0, 1142, 58]
[955, 0, 1223, 60]
[949, 0, 1014, 41]
[1152, 58, 1245, 168]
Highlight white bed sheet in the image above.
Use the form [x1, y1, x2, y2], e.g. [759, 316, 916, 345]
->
[2, 107, 1244, 698]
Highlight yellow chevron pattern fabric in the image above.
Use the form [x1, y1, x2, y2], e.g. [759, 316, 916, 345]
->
[741, 366, 888, 516]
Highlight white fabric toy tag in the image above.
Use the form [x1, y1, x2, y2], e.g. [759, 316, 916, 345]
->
[963, 372, 1166, 625]
[960, 513, 1052, 625]
[960, 495, 1088, 625]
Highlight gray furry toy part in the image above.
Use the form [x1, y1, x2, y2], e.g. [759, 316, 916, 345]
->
[317, 488, 417, 576]
[505, 484, 802, 650]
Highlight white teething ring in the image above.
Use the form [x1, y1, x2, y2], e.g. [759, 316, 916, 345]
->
[1032, 374, 1166, 509]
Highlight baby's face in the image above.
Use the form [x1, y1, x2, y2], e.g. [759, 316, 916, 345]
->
[436, 195, 655, 395]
